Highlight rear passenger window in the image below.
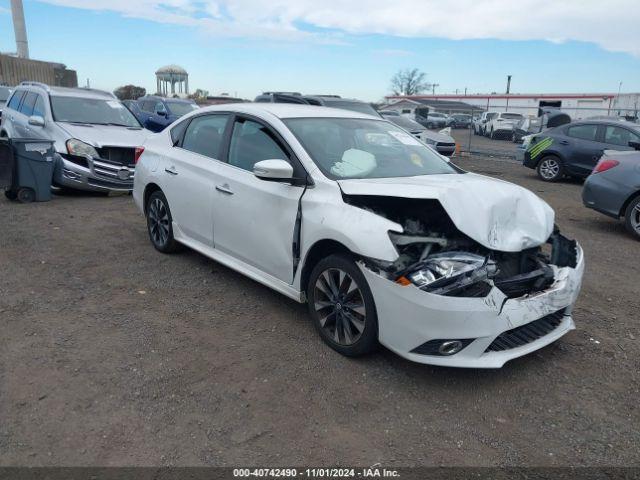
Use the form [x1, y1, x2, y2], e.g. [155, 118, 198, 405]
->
[20, 92, 37, 116]
[566, 124, 598, 141]
[181, 115, 229, 159]
[604, 126, 640, 147]
[7, 91, 24, 111]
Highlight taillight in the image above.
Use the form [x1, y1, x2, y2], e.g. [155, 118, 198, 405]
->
[593, 159, 619, 174]
[134, 147, 145, 164]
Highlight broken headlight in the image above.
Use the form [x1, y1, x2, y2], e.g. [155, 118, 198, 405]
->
[402, 252, 497, 295]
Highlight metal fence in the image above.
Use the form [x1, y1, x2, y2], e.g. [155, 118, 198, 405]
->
[383, 100, 640, 159]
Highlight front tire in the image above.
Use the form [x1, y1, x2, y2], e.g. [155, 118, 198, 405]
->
[624, 196, 640, 240]
[146, 190, 181, 253]
[307, 254, 379, 357]
[537, 155, 564, 182]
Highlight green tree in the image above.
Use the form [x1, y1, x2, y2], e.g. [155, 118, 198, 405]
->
[113, 85, 146, 100]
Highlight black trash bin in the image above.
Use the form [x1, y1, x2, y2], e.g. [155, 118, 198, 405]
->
[1, 138, 56, 203]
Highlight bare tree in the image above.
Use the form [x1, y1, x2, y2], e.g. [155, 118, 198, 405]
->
[390, 68, 430, 96]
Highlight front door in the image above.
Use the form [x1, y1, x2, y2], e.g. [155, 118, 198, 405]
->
[161, 113, 230, 246]
[211, 116, 305, 284]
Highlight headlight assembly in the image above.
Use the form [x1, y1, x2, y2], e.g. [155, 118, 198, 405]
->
[66, 139, 99, 158]
[401, 252, 497, 295]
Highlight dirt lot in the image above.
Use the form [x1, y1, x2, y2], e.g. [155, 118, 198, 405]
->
[1, 156, 639, 467]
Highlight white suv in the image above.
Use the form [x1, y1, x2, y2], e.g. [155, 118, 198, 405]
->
[133, 103, 584, 368]
[485, 112, 524, 139]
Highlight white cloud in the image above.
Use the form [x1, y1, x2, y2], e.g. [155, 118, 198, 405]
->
[38, 0, 640, 56]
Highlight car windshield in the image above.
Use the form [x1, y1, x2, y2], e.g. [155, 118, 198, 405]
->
[167, 101, 198, 117]
[430, 113, 446, 117]
[284, 117, 457, 180]
[387, 116, 425, 131]
[50, 96, 141, 127]
[327, 101, 380, 117]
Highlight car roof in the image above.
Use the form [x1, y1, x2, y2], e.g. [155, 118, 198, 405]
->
[196, 102, 381, 120]
[45, 86, 115, 99]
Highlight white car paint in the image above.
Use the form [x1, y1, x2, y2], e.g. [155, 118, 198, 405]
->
[133, 103, 584, 368]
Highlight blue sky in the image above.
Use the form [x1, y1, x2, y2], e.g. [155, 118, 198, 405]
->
[1, 0, 639, 101]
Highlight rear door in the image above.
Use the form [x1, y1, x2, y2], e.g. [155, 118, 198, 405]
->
[210, 115, 306, 284]
[562, 123, 601, 175]
[161, 113, 230, 246]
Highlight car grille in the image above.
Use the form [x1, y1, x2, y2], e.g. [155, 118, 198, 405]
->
[485, 310, 565, 352]
[92, 147, 135, 182]
[96, 147, 135, 166]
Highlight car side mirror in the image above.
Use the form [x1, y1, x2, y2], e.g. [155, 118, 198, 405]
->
[253, 159, 294, 181]
[629, 141, 640, 151]
[28, 115, 45, 127]
[157, 109, 167, 117]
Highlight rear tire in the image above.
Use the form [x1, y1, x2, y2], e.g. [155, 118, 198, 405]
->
[307, 254, 379, 357]
[623, 196, 640, 240]
[146, 190, 181, 253]
[537, 155, 564, 182]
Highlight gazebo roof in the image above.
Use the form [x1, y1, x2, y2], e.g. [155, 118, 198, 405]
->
[156, 64, 188, 76]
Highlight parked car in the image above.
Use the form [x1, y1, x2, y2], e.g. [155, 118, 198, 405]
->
[448, 114, 472, 129]
[0, 82, 148, 193]
[381, 113, 457, 156]
[133, 103, 583, 368]
[136, 95, 199, 132]
[512, 117, 542, 142]
[582, 145, 640, 240]
[415, 108, 448, 129]
[473, 112, 497, 136]
[485, 112, 524, 139]
[122, 99, 143, 118]
[0, 86, 12, 118]
[255, 92, 381, 117]
[523, 120, 640, 181]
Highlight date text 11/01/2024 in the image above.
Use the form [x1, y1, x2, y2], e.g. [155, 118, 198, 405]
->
[232, 467, 400, 478]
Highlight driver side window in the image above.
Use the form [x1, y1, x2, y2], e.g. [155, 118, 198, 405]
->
[227, 119, 289, 172]
[155, 102, 167, 115]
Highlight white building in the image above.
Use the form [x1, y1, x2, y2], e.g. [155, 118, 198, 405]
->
[384, 93, 640, 120]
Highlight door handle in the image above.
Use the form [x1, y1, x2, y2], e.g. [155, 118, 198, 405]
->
[164, 166, 178, 176]
[215, 183, 234, 195]
[559, 140, 569, 145]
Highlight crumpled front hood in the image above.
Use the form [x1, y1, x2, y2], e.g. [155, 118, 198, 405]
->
[338, 173, 555, 252]
[58, 123, 150, 148]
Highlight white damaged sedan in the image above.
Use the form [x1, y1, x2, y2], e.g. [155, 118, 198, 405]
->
[133, 104, 584, 368]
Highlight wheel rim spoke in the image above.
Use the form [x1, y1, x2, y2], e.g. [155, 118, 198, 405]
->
[314, 268, 366, 346]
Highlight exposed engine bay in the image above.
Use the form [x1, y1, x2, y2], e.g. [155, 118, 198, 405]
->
[344, 195, 578, 299]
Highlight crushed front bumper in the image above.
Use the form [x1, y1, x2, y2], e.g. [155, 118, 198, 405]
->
[53, 153, 134, 192]
[362, 244, 584, 368]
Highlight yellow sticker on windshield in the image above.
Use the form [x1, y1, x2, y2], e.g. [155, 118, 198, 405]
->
[410, 153, 423, 167]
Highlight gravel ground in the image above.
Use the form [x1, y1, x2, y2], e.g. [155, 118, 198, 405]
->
[1, 156, 639, 467]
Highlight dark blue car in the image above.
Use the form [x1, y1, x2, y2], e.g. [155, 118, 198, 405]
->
[135, 96, 198, 133]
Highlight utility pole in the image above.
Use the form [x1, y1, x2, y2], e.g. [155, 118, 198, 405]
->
[431, 83, 439, 96]
[464, 87, 467, 96]
[505, 75, 512, 111]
